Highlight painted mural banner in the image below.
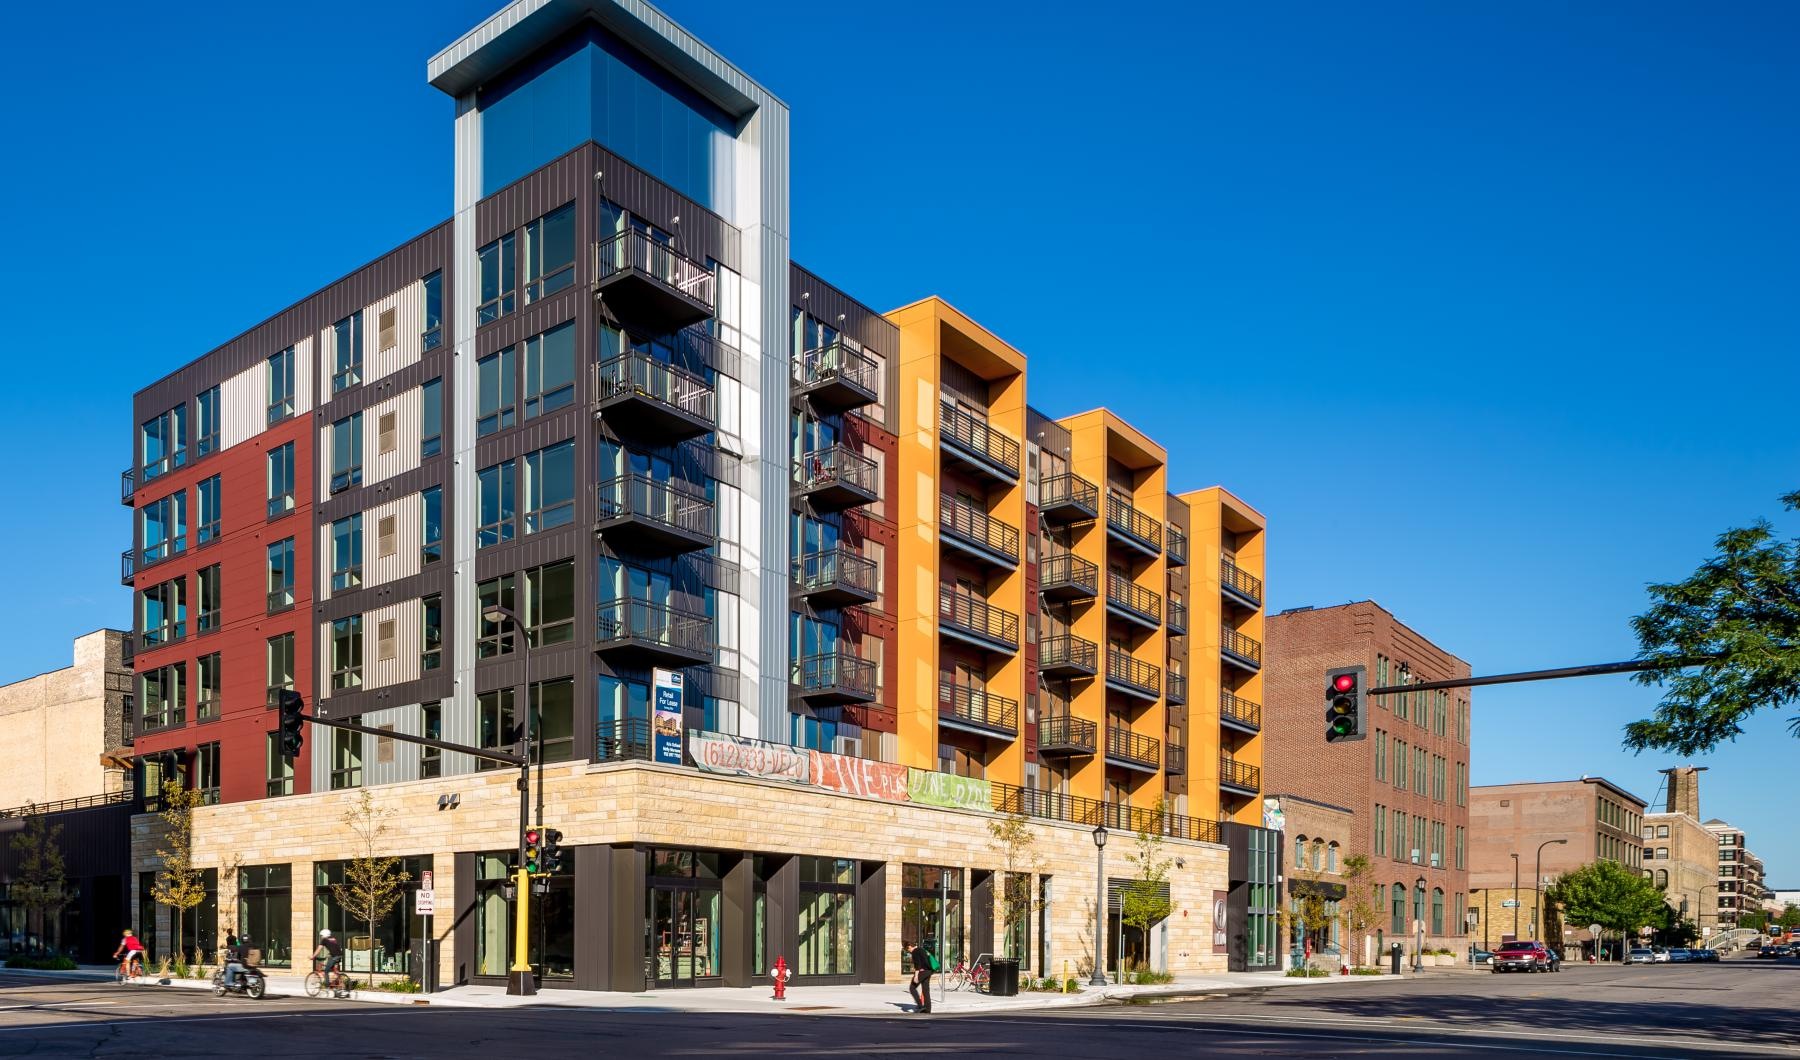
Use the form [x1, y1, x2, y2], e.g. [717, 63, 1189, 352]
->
[687, 731, 811, 784]
[810, 750, 909, 802]
[906, 769, 993, 811]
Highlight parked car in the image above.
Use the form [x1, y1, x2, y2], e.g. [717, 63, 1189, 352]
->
[1491, 941, 1560, 973]
[1697, 947, 1720, 962]
[1651, 947, 1671, 963]
[1760, 944, 1782, 958]
[1471, 948, 1494, 965]
[1779, 944, 1796, 957]
[1667, 948, 1695, 963]
[1627, 947, 1656, 965]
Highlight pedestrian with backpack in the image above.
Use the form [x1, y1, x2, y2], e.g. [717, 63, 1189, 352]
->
[908, 937, 936, 1014]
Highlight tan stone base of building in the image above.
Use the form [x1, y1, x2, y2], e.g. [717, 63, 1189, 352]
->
[131, 761, 1240, 991]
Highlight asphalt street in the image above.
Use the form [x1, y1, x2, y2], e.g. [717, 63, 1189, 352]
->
[2, 957, 1796, 1058]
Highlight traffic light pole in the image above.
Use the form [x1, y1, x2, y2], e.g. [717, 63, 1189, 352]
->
[297, 714, 526, 768]
[1365, 658, 1673, 697]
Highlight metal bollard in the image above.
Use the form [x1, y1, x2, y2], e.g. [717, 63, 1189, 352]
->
[1390, 943, 1403, 975]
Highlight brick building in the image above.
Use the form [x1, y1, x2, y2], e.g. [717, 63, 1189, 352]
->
[1643, 767, 1720, 934]
[1264, 602, 1471, 958]
[1267, 793, 1356, 966]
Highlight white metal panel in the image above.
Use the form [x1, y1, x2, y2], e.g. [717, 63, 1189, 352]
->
[363, 598, 421, 692]
[294, 335, 315, 417]
[364, 387, 421, 489]
[367, 282, 423, 386]
[360, 703, 423, 787]
[219, 363, 262, 450]
[315, 327, 334, 408]
[317, 421, 334, 503]
[364, 492, 422, 589]
[317, 522, 333, 603]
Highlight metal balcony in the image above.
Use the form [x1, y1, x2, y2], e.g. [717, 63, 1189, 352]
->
[939, 494, 1018, 568]
[591, 230, 715, 332]
[1106, 494, 1162, 556]
[1168, 599, 1188, 634]
[1105, 725, 1161, 773]
[593, 600, 715, 668]
[1039, 551, 1097, 601]
[1220, 753, 1261, 796]
[939, 403, 1020, 482]
[1038, 633, 1098, 678]
[937, 584, 1019, 654]
[1039, 472, 1098, 524]
[1106, 574, 1162, 630]
[938, 679, 1019, 738]
[796, 650, 878, 705]
[592, 353, 716, 440]
[120, 469, 135, 506]
[1037, 714, 1097, 756]
[1165, 744, 1187, 775]
[1220, 690, 1262, 734]
[1166, 671, 1187, 705]
[120, 549, 136, 586]
[1221, 558, 1264, 610]
[1167, 527, 1188, 566]
[793, 341, 879, 413]
[796, 445, 879, 512]
[792, 548, 878, 609]
[1221, 625, 1263, 671]
[1106, 647, 1162, 701]
[593, 476, 714, 555]
[596, 717, 654, 763]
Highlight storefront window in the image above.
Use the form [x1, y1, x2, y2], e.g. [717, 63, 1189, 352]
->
[1002, 872, 1031, 971]
[314, 857, 430, 976]
[177, 869, 219, 962]
[797, 857, 855, 977]
[474, 851, 574, 980]
[646, 848, 724, 985]
[901, 864, 963, 967]
[238, 865, 293, 967]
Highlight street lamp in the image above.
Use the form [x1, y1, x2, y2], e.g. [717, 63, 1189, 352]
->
[1535, 839, 1567, 945]
[1090, 824, 1109, 986]
[1511, 853, 1521, 940]
[484, 604, 536, 997]
[1414, 876, 1426, 972]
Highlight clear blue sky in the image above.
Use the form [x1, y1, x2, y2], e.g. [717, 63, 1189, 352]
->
[3, 1, 1796, 886]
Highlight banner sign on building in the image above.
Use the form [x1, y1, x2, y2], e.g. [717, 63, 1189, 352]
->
[652, 669, 684, 766]
[906, 768, 992, 811]
[1213, 890, 1230, 954]
[688, 730, 811, 784]
[811, 751, 909, 802]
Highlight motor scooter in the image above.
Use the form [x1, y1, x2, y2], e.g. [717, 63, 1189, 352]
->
[211, 962, 267, 999]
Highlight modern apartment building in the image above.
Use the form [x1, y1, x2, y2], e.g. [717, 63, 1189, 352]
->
[1263, 601, 1473, 957]
[1466, 777, 1646, 950]
[117, 0, 1273, 988]
[1703, 819, 1767, 928]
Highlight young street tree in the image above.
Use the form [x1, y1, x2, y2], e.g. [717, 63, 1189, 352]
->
[1627, 488, 1800, 755]
[1545, 860, 1667, 963]
[1338, 854, 1386, 968]
[1119, 807, 1175, 973]
[1278, 854, 1336, 967]
[986, 814, 1042, 964]
[330, 790, 411, 987]
[151, 778, 209, 966]
[8, 806, 67, 957]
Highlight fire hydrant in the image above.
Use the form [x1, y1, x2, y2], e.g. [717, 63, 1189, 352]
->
[771, 955, 790, 1000]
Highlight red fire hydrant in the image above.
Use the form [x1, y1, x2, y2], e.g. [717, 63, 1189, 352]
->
[771, 955, 790, 1001]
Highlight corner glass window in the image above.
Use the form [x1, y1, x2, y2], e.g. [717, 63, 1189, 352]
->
[140, 405, 187, 481]
[142, 491, 188, 563]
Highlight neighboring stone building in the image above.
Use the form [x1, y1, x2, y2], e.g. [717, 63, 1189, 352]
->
[1643, 767, 1719, 934]
[0, 630, 133, 809]
[1467, 777, 1646, 952]
[1267, 793, 1357, 966]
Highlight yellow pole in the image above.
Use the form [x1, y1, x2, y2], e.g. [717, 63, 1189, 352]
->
[511, 866, 532, 974]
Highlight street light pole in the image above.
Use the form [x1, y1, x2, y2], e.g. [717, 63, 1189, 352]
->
[1535, 839, 1568, 945]
[486, 605, 535, 997]
[1090, 824, 1109, 986]
[1511, 853, 1521, 941]
[1414, 876, 1426, 973]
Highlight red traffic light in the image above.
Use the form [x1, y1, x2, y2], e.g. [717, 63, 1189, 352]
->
[524, 828, 540, 845]
[1333, 673, 1357, 693]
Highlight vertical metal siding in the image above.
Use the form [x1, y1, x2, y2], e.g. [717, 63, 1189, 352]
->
[316, 327, 336, 406]
[294, 335, 315, 418]
[317, 522, 333, 603]
[363, 599, 422, 691]
[359, 702, 422, 787]
[365, 388, 423, 488]
[220, 363, 262, 451]
[366, 282, 424, 387]
[364, 492, 422, 589]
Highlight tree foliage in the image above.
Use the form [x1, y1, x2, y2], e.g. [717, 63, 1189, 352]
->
[1278, 854, 1336, 964]
[1545, 861, 1667, 962]
[986, 814, 1042, 960]
[151, 778, 208, 962]
[1627, 489, 1800, 754]
[1338, 854, 1386, 967]
[8, 806, 66, 956]
[1779, 903, 1800, 930]
[330, 791, 411, 987]
[1739, 909, 1769, 932]
[1120, 808, 1175, 941]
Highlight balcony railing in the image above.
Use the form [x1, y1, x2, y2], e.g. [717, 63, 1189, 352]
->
[938, 584, 1019, 652]
[593, 353, 716, 438]
[798, 651, 878, 704]
[1105, 725, 1161, 771]
[938, 679, 1019, 736]
[1167, 527, 1188, 566]
[939, 403, 1020, 480]
[797, 445, 879, 511]
[120, 469, 135, 506]
[1038, 633, 1098, 676]
[1220, 690, 1262, 731]
[1039, 472, 1098, 523]
[1221, 625, 1263, 669]
[1165, 744, 1187, 775]
[1106, 494, 1163, 555]
[596, 717, 655, 763]
[793, 341, 879, 412]
[119, 549, 136, 586]
[592, 230, 716, 330]
[1106, 574, 1162, 628]
[792, 547, 878, 608]
[939, 494, 1019, 566]
[1039, 550, 1098, 599]
[1168, 599, 1188, 633]
[594, 599, 715, 666]
[1220, 754, 1261, 794]
[1166, 672, 1188, 704]
[594, 476, 715, 554]
[1221, 558, 1263, 608]
[1036, 714, 1097, 755]
[990, 782, 1221, 845]
[1106, 647, 1162, 700]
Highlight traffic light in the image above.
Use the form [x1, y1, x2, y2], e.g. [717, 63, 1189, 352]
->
[1325, 665, 1366, 743]
[540, 828, 565, 874]
[524, 827, 541, 874]
[277, 689, 305, 760]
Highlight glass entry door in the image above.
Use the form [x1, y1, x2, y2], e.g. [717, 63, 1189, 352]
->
[649, 886, 722, 987]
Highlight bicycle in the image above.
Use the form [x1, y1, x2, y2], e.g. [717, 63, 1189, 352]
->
[304, 963, 353, 999]
[944, 954, 992, 992]
[114, 956, 144, 984]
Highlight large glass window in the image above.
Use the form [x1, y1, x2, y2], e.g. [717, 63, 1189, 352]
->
[267, 538, 295, 613]
[196, 475, 221, 544]
[523, 203, 576, 302]
[525, 561, 575, 646]
[238, 865, 293, 967]
[140, 578, 187, 646]
[314, 857, 429, 974]
[477, 234, 516, 324]
[332, 311, 363, 393]
[194, 741, 221, 804]
[266, 632, 295, 705]
[477, 347, 516, 436]
[476, 851, 572, 980]
[523, 321, 576, 418]
[477, 575, 517, 658]
[421, 486, 443, 563]
[177, 869, 218, 962]
[331, 413, 363, 493]
[420, 702, 442, 779]
[798, 857, 856, 978]
[477, 687, 517, 769]
[421, 378, 443, 458]
[523, 440, 574, 532]
[267, 443, 296, 518]
[330, 728, 362, 789]
[139, 662, 185, 731]
[478, 461, 516, 547]
[140, 405, 187, 481]
[422, 594, 443, 671]
[265, 731, 294, 797]
[196, 652, 221, 721]
[532, 677, 575, 764]
[267, 347, 296, 425]
[331, 514, 362, 591]
[901, 864, 963, 967]
[422, 271, 444, 351]
[331, 616, 363, 690]
[142, 490, 187, 563]
[196, 565, 221, 634]
[195, 386, 220, 457]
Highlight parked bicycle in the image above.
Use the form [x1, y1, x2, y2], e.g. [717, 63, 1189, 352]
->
[943, 953, 992, 992]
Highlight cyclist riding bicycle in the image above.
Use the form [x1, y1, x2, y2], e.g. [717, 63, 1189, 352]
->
[313, 929, 348, 997]
[112, 929, 146, 978]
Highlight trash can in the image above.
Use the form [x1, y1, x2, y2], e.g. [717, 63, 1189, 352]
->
[1389, 943, 1403, 975]
[988, 957, 1020, 997]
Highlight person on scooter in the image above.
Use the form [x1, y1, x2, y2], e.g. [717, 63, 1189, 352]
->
[222, 933, 253, 991]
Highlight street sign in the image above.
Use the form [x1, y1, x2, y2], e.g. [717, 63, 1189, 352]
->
[415, 889, 436, 916]
[421, 870, 433, 891]
[1588, 923, 1601, 937]
[1502, 899, 1520, 908]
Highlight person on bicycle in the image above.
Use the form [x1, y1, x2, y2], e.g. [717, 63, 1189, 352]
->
[222, 933, 252, 991]
[112, 929, 145, 978]
[313, 929, 347, 997]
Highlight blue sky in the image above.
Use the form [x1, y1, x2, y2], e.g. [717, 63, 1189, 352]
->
[3, 1, 1796, 886]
